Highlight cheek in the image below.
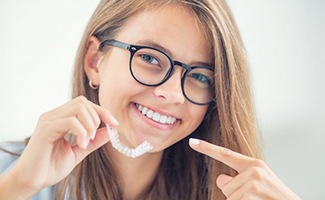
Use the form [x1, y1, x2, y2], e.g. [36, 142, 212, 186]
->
[192, 105, 208, 121]
[97, 63, 125, 106]
[97, 64, 143, 113]
[184, 106, 208, 133]
[98, 56, 132, 93]
[98, 50, 132, 87]
[97, 79, 118, 113]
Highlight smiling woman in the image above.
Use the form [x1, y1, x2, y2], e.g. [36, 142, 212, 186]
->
[0, 0, 301, 200]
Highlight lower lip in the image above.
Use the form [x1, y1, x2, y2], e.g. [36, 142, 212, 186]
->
[131, 103, 179, 130]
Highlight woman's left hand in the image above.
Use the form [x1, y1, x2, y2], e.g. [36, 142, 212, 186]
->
[189, 138, 301, 200]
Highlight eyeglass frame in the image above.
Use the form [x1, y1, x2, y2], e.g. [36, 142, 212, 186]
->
[99, 39, 216, 106]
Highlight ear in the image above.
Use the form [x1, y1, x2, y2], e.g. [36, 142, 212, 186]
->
[84, 36, 103, 87]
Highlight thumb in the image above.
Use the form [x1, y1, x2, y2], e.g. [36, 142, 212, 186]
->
[72, 126, 110, 163]
[216, 174, 233, 189]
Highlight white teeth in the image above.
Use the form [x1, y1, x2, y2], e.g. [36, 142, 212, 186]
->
[146, 110, 154, 118]
[172, 118, 176, 124]
[152, 112, 160, 122]
[142, 107, 148, 115]
[135, 104, 177, 125]
[138, 105, 143, 111]
[159, 115, 167, 123]
[167, 116, 172, 124]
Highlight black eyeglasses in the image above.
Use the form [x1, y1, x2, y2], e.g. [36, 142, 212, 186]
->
[99, 39, 215, 105]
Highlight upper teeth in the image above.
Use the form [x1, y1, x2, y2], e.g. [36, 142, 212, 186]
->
[135, 104, 177, 125]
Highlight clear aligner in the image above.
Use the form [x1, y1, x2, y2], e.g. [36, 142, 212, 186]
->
[106, 124, 153, 158]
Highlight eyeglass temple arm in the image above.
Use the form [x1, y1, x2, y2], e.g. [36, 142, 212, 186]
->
[101, 40, 131, 50]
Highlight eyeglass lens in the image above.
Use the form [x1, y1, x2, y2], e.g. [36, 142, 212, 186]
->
[131, 48, 214, 105]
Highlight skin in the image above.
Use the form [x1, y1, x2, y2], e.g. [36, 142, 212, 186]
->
[86, 7, 210, 151]
[0, 4, 300, 200]
[85, 5, 210, 198]
[0, 97, 117, 199]
[189, 139, 301, 199]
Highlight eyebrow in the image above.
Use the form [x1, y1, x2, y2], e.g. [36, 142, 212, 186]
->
[135, 39, 212, 68]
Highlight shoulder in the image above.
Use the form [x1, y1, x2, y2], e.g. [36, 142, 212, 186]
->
[0, 142, 25, 173]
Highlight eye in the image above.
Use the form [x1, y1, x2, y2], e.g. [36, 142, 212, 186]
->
[140, 54, 159, 65]
[188, 73, 210, 85]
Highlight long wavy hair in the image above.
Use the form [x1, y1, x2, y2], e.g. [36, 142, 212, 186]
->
[55, 0, 261, 199]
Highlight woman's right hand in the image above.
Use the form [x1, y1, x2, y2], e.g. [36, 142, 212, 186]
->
[1, 96, 118, 199]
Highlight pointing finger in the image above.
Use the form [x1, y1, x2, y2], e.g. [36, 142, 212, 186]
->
[189, 138, 255, 172]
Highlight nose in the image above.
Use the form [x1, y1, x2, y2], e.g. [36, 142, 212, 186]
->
[153, 68, 185, 104]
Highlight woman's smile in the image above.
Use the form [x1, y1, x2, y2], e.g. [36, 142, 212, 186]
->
[132, 102, 180, 131]
[135, 103, 177, 125]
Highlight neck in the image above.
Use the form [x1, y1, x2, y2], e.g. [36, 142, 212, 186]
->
[106, 144, 163, 200]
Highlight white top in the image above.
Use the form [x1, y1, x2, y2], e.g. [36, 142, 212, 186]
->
[0, 142, 55, 200]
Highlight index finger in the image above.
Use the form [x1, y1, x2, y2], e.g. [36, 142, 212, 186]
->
[189, 138, 255, 172]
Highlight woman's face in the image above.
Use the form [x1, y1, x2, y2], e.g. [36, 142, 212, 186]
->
[96, 5, 212, 151]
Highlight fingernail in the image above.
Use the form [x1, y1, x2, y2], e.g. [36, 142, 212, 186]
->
[189, 138, 200, 145]
[82, 140, 88, 149]
[106, 123, 110, 130]
[111, 116, 119, 126]
[90, 130, 97, 140]
[106, 124, 112, 135]
[106, 124, 116, 133]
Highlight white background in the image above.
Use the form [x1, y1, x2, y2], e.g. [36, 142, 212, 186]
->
[0, 1, 324, 199]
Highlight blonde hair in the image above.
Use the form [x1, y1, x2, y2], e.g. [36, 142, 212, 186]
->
[56, 0, 261, 199]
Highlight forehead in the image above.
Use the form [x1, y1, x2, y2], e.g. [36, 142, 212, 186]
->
[114, 4, 212, 65]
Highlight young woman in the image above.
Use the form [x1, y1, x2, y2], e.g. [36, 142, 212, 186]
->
[0, 0, 300, 199]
